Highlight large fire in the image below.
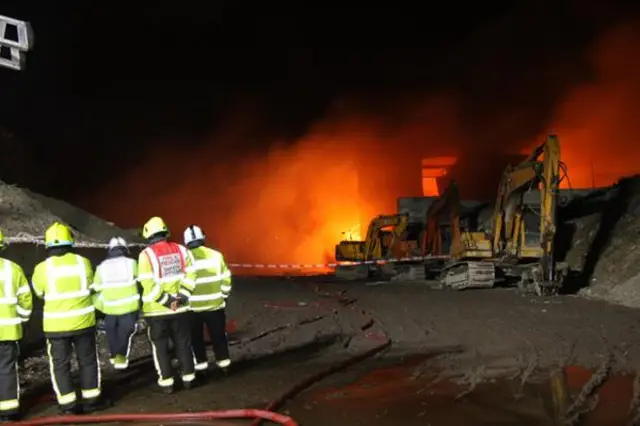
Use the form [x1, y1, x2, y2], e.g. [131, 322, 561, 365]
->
[87, 21, 640, 271]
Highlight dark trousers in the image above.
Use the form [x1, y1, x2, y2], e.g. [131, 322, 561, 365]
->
[0, 341, 19, 415]
[146, 313, 195, 387]
[46, 328, 100, 409]
[191, 309, 230, 368]
[103, 311, 138, 358]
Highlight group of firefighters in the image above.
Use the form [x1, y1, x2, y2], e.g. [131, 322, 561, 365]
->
[0, 216, 232, 421]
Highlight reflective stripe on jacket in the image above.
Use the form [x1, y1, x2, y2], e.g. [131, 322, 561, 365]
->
[31, 253, 96, 333]
[91, 256, 139, 315]
[186, 246, 231, 312]
[0, 258, 33, 341]
[138, 241, 196, 317]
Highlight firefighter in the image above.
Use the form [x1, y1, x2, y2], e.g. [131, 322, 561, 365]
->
[183, 225, 232, 376]
[0, 228, 32, 422]
[138, 216, 197, 394]
[91, 237, 140, 370]
[31, 222, 110, 414]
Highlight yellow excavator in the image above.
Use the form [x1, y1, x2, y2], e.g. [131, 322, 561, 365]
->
[427, 134, 567, 294]
[334, 213, 421, 279]
[489, 133, 568, 294]
[421, 181, 495, 288]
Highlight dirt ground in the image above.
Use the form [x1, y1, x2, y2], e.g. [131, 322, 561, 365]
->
[18, 276, 640, 425]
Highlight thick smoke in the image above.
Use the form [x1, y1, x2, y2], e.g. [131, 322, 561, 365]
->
[89, 20, 640, 267]
[89, 96, 465, 267]
[544, 20, 640, 188]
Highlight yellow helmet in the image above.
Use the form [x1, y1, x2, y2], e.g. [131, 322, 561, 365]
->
[0, 228, 5, 248]
[45, 222, 74, 248]
[142, 216, 169, 240]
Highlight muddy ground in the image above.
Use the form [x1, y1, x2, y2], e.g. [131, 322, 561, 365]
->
[18, 276, 640, 426]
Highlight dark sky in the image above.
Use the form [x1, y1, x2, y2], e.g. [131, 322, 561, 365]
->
[1, 0, 639, 205]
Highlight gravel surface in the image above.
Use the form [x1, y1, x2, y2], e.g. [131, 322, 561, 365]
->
[18, 276, 640, 424]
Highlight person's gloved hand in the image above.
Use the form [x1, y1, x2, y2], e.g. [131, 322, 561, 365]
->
[163, 295, 179, 311]
[176, 293, 189, 307]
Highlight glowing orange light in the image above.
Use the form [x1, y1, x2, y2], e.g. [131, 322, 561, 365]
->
[421, 156, 457, 196]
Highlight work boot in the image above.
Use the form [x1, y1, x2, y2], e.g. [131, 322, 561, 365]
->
[217, 359, 231, 376]
[59, 404, 83, 415]
[113, 354, 128, 370]
[158, 385, 174, 395]
[83, 397, 113, 414]
[0, 413, 20, 422]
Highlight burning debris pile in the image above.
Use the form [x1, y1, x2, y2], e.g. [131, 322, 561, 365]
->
[0, 181, 140, 243]
[560, 175, 640, 307]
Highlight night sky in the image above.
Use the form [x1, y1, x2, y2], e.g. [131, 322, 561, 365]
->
[1, 1, 639, 229]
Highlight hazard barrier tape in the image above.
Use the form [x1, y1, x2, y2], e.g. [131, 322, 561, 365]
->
[5, 232, 146, 248]
[5, 233, 449, 269]
[227, 255, 449, 269]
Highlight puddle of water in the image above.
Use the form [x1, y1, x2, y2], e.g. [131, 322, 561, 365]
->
[286, 357, 638, 426]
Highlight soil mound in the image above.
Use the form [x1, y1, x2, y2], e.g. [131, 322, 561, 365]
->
[0, 181, 140, 244]
[558, 175, 640, 306]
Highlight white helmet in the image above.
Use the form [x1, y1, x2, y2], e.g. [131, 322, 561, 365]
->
[108, 237, 128, 250]
[184, 225, 205, 246]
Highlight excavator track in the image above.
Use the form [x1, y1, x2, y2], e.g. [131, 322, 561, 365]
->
[441, 261, 496, 290]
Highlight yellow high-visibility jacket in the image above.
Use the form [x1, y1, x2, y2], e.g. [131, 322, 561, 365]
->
[0, 258, 32, 341]
[32, 252, 95, 334]
[186, 246, 232, 312]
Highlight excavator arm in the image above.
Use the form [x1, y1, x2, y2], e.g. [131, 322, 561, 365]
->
[362, 214, 409, 260]
[335, 213, 410, 262]
[491, 134, 563, 289]
[422, 182, 461, 256]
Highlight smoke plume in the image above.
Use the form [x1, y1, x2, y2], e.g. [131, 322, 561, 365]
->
[544, 20, 640, 188]
[88, 20, 640, 268]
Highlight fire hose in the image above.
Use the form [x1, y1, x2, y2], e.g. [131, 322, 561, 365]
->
[14, 287, 391, 426]
[14, 409, 298, 425]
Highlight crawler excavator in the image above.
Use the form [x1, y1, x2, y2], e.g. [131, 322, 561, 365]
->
[489, 133, 569, 295]
[424, 134, 568, 294]
[334, 213, 424, 279]
[421, 181, 495, 288]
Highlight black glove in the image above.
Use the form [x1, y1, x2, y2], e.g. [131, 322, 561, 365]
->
[162, 295, 179, 310]
[176, 293, 189, 307]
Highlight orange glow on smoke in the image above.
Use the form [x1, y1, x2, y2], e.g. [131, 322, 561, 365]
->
[532, 22, 640, 189]
[89, 99, 462, 271]
[86, 22, 640, 271]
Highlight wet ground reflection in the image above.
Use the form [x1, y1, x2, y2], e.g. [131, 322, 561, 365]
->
[287, 356, 637, 426]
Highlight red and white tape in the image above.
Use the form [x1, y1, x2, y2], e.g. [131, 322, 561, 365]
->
[7, 233, 449, 270]
[228, 255, 449, 269]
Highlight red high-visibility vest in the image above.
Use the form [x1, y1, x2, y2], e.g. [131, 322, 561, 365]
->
[143, 241, 186, 279]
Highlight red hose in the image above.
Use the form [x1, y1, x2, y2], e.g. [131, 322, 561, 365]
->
[12, 409, 298, 425]
[250, 287, 391, 426]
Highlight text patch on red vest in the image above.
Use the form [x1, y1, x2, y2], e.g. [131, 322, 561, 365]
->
[158, 253, 182, 277]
